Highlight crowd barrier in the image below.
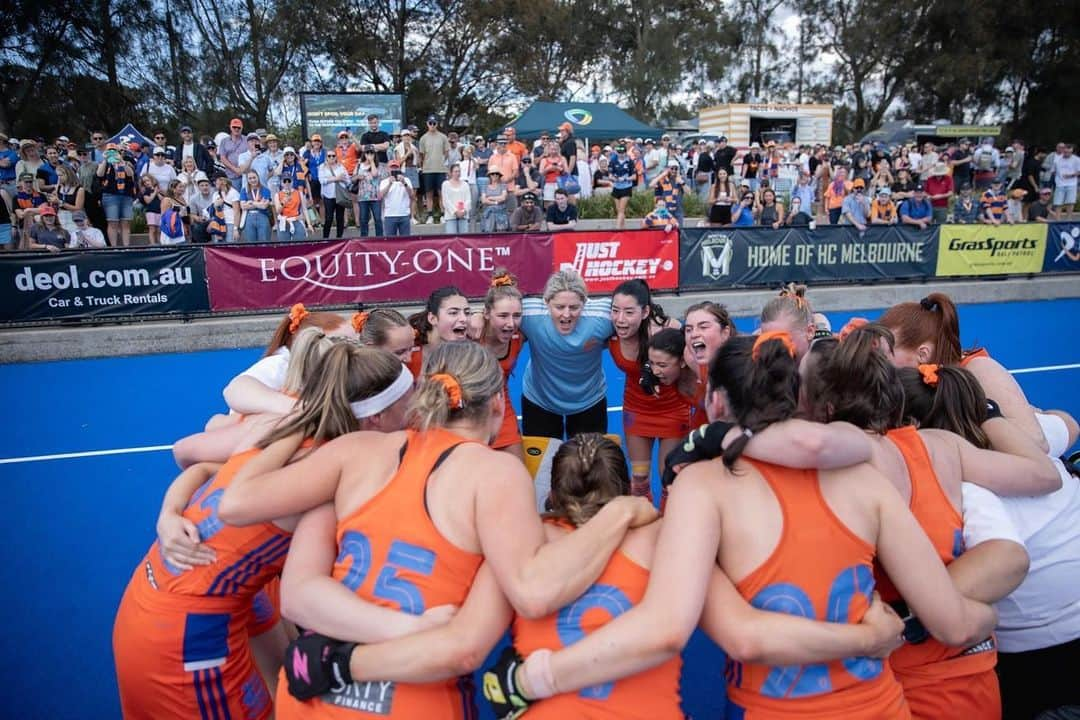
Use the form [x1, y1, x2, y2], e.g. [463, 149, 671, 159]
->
[2, 223, 1077, 324]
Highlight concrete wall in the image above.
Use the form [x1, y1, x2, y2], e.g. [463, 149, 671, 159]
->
[2, 275, 1077, 364]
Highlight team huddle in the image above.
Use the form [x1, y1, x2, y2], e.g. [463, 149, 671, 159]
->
[112, 270, 1079, 720]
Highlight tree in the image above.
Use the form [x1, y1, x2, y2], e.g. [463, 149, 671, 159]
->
[799, 0, 930, 137]
[602, 0, 731, 122]
[175, 0, 316, 127]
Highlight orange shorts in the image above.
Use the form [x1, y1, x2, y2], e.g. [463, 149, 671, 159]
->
[113, 575, 273, 720]
[623, 408, 691, 440]
[899, 668, 1000, 720]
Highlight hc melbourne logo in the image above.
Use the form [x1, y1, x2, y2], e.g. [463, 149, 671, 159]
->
[700, 232, 733, 280]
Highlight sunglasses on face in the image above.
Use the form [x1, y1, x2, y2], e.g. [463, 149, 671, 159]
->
[155, 136, 165, 140]
[92, 136, 104, 141]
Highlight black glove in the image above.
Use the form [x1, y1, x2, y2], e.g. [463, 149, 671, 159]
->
[639, 362, 660, 397]
[985, 398, 1003, 420]
[661, 421, 734, 487]
[482, 646, 532, 719]
[283, 631, 357, 700]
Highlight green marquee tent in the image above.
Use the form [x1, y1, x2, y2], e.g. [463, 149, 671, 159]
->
[503, 101, 661, 141]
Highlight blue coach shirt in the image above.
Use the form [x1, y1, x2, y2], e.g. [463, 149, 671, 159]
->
[521, 296, 612, 414]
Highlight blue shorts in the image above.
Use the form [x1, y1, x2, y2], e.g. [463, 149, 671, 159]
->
[102, 193, 134, 222]
[0, 224, 10, 247]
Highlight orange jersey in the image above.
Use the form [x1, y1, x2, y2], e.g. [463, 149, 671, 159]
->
[959, 347, 989, 367]
[405, 345, 424, 379]
[609, 338, 693, 439]
[512, 522, 682, 719]
[113, 448, 296, 720]
[276, 429, 484, 719]
[876, 427, 999, 717]
[492, 334, 524, 448]
[726, 460, 909, 719]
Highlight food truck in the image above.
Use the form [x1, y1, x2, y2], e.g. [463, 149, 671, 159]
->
[698, 103, 834, 148]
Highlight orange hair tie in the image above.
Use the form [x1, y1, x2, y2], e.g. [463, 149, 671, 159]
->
[352, 311, 369, 333]
[491, 275, 515, 288]
[918, 364, 940, 387]
[430, 373, 464, 409]
[752, 331, 796, 362]
[838, 317, 869, 341]
[288, 303, 309, 333]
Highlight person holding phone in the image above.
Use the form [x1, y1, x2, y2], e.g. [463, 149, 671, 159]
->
[731, 190, 756, 226]
[379, 159, 415, 236]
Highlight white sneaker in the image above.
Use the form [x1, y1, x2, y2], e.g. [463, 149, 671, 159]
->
[425, 215, 434, 225]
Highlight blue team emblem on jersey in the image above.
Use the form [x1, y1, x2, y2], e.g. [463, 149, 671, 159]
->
[557, 583, 633, 700]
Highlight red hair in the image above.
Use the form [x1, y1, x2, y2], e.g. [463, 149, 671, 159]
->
[877, 293, 962, 365]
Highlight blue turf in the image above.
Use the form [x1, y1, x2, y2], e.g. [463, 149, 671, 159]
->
[1, 297, 1077, 719]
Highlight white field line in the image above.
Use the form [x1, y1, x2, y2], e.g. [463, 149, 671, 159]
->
[3, 363, 1078, 465]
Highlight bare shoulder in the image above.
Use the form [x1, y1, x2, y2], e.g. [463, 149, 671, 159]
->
[453, 441, 529, 480]
[329, 429, 407, 459]
[820, 461, 894, 504]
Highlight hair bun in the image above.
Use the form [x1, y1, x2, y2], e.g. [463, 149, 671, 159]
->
[919, 297, 939, 312]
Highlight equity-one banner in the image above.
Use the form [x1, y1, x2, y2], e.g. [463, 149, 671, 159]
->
[679, 224, 937, 289]
[552, 229, 679, 293]
[0, 248, 209, 322]
[935, 224, 1048, 276]
[204, 234, 554, 310]
[1042, 223, 1080, 273]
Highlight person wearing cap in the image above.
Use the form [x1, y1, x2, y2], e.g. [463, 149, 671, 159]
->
[301, 134, 326, 225]
[472, 135, 492, 194]
[67, 210, 106, 248]
[274, 171, 313, 242]
[510, 191, 543, 232]
[899, 183, 934, 229]
[16, 140, 44, 195]
[359, 113, 391, 166]
[487, 136, 520, 208]
[591, 155, 612, 195]
[952, 184, 979, 224]
[334, 129, 359, 177]
[869, 186, 898, 225]
[741, 141, 764, 192]
[145, 144, 178, 191]
[978, 176, 1008, 225]
[13, 173, 46, 240]
[177, 125, 212, 175]
[642, 194, 679, 232]
[237, 132, 274, 190]
[187, 172, 215, 243]
[840, 177, 871, 230]
[557, 122, 578, 184]
[1026, 186, 1054, 223]
[606, 143, 635, 229]
[262, 134, 284, 193]
[418, 116, 449, 224]
[479, 168, 510, 232]
[27, 205, 68, 252]
[649, 158, 686, 226]
[277, 146, 310, 204]
[378, 160, 415, 236]
[642, 138, 662, 185]
[713, 135, 735, 176]
[218, 119, 248, 190]
[923, 161, 954, 224]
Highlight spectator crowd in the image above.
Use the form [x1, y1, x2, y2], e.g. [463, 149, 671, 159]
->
[1, 114, 1076, 251]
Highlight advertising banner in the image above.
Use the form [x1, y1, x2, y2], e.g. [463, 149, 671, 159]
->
[1042, 222, 1080, 273]
[300, 93, 405, 139]
[204, 234, 554, 310]
[935, 224, 1048, 276]
[0, 248, 209, 323]
[679, 225, 937, 289]
[552, 229, 680, 293]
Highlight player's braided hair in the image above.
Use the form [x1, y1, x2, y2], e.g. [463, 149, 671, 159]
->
[547, 433, 630, 527]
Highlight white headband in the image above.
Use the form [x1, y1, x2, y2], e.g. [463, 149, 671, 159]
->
[350, 365, 413, 419]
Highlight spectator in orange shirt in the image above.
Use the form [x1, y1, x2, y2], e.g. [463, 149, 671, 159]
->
[335, 130, 359, 175]
[823, 166, 851, 224]
[869, 186, 898, 224]
[487, 135, 520, 213]
[504, 127, 528, 161]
